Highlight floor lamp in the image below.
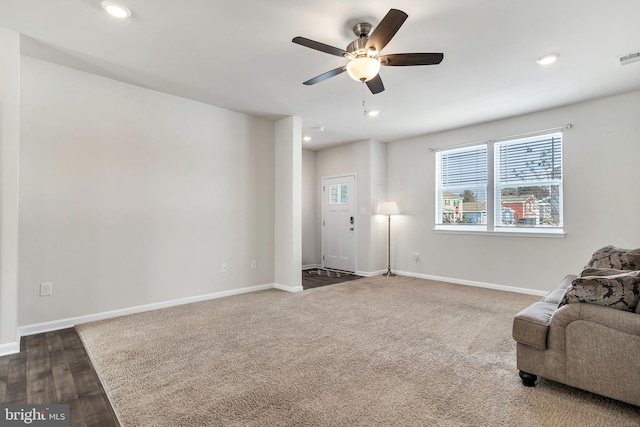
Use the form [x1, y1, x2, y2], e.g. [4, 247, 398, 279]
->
[378, 201, 400, 277]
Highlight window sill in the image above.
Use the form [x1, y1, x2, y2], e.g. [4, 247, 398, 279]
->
[433, 228, 566, 238]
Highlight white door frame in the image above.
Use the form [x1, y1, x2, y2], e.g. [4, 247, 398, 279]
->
[321, 173, 357, 272]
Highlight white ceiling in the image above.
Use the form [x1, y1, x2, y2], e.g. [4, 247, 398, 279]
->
[1, 0, 639, 150]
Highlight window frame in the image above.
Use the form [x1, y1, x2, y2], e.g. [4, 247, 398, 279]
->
[435, 144, 488, 231]
[434, 130, 566, 238]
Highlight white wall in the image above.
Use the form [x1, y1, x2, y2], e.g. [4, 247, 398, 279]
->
[19, 57, 276, 326]
[0, 28, 20, 347]
[302, 149, 317, 266]
[274, 116, 302, 290]
[386, 90, 640, 292]
[368, 140, 388, 273]
[13, 50, 640, 330]
[315, 139, 387, 274]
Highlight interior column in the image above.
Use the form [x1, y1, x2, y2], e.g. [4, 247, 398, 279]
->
[274, 116, 303, 291]
[0, 28, 21, 354]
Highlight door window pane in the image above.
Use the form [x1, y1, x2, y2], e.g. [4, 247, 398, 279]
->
[330, 184, 349, 205]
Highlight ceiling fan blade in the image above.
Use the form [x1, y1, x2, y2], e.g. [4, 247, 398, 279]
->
[379, 53, 444, 66]
[303, 66, 347, 85]
[365, 9, 408, 53]
[292, 36, 348, 57]
[366, 74, 385, 94]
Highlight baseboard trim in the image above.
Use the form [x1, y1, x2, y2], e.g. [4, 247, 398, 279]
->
[302, 264, 321, 270]
[355, 269, 386, 278]
[0, 341, 20, 357]
[17, 283, 276, 339]
[393, 270, 548, 297]
[13, 272, 545, 344]
[274, 283, 304, 293]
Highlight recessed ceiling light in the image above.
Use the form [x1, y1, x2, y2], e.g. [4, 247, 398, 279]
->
[303, 136, 312, 142]
[366, 110, 380, 117]
[536, 53, 559, 65]
[101, 1, 132, 18]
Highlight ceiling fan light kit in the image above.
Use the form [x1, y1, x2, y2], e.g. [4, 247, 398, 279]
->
[346, 56, 381, 82]
[292, 9, 444, 95]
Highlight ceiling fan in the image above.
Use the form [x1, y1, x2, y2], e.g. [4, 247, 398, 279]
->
[292, 9, 444, 95]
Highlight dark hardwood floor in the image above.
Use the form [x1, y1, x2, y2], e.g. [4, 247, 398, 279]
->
[302, 269, 361, 290]
[0, 328, 119, 427]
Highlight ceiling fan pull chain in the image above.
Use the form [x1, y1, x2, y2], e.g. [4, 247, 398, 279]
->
[362, 82, 367, 116]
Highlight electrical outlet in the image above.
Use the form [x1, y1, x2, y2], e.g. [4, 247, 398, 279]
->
[221, 263, 228, 273]
[250, 260, 257, 270]
[40, 282, 52, 297]
[414, 253, 420, 261]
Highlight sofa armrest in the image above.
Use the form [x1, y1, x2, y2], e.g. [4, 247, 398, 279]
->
[512, 301, 558, 349]
[547, 303, 640, 351]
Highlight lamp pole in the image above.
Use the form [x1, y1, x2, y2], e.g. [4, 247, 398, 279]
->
[378, 201, 399, 277]
[383, 213, 395, 277]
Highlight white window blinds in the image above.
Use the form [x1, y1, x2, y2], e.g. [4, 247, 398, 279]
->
[494, 132, 563, 229]
[434, 130, 564, 234]
[435, 145, 487, 226]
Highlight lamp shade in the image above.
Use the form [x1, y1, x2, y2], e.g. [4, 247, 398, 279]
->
[378, 201, 400, 215]
[346, 56, 381, 82]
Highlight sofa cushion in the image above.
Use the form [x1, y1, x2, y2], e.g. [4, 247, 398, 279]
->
[559, 270, 640, 312]
[542, 288, 567, 305]
[512, 301, 558, 349]
[585, 245, 640, 270]
[542, 275, 576, 304]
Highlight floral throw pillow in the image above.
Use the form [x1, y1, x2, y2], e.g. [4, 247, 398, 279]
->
[559, 270, 640, 312]
[579, 267, 631, 277]
[585, 246, 640, 271]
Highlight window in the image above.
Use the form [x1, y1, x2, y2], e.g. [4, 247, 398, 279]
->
[494, 133, 563, 229]
[435, 145, 487, 226]
[435, 131, 564, 235]
[329, 183, 349, 205]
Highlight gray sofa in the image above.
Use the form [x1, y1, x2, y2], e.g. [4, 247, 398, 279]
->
[512, 270, 640, 407]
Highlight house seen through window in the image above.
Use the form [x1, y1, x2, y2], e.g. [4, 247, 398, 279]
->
[435, 131, 563, 233]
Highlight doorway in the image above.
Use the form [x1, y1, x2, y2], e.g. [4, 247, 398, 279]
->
[322, 175, 356, 272]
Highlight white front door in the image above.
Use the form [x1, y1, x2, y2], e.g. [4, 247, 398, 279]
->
[322, 175, 356, 272]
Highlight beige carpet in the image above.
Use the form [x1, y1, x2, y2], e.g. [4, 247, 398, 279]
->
[77, 276, 640, 426]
